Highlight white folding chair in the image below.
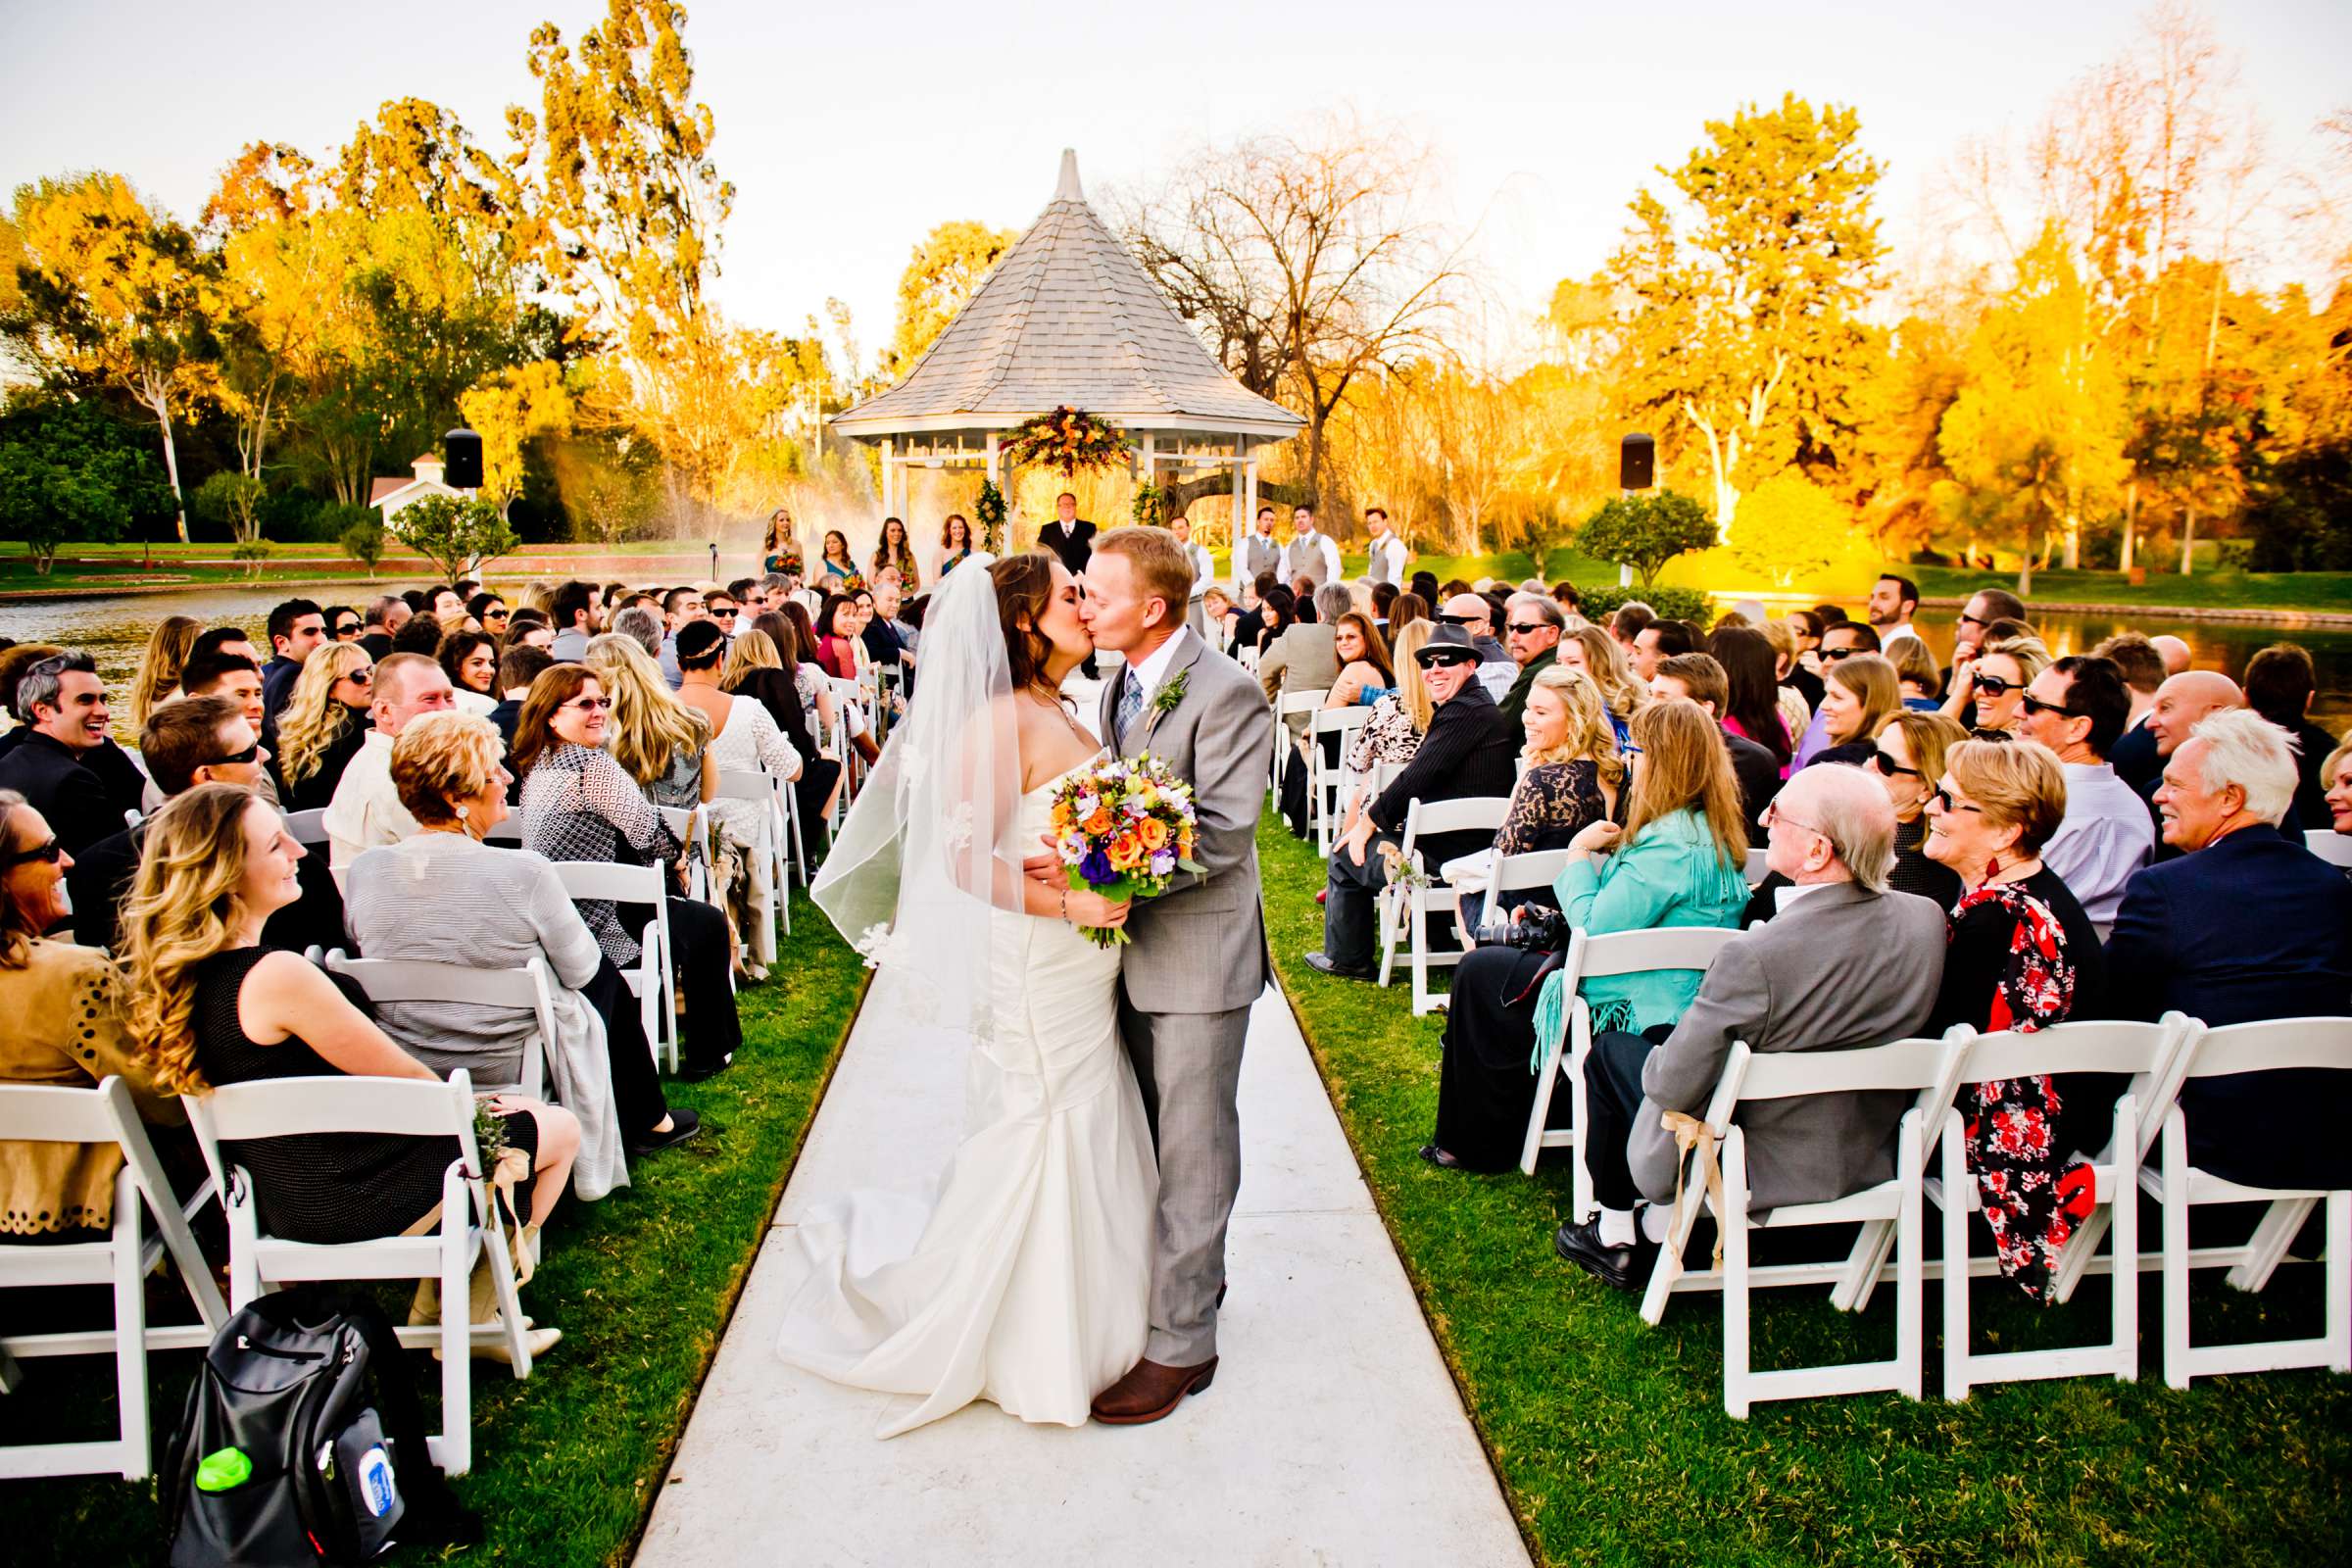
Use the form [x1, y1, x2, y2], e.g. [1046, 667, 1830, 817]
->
[282, 807, 331, 848]
[2306, 830, 2352, 870]
[548, 859, 679, 1074]
[1308, 706, 1372, 855]
[481, 815, 524, 847]
[1640, 1030, 1972, 1418]
[1272, 688, 1328, 799]
[714, 769, 786, 960]
[1520, 924, 1744, 1222]
[1743, 847, 1771, 888]
[658, 804, 717, 908]
[1925, 1015, 2194, 1399]
[1375, 795, 1509, 1014]
[2153, 1015, 2352, 1390]
[324, 951, 561, 1102]
[182, 1069, 533, 1475]
[0, 1078, 227, 1480]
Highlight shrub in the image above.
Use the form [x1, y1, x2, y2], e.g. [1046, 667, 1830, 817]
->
[339, 514, 387, 576]
[1574, 489, 1717, 587]
[1576, 584, 1710, 624]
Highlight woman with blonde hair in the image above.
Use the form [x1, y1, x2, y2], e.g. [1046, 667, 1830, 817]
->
[1426, 699, 1748, 1172]
[276, 642, 376, 809]
[119, 784, 578, 1354]
[583, 633, 715, 808]
[723, 622, 843, 830]
[1446, 664, 1628, 932]
[1557, 623, 1644, 745]
[130, 615, 201, 729]
[1806, 652, 1903, 769]
[1945, 633, 2051, 740]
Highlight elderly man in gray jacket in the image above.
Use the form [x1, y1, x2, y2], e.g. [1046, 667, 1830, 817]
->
[1555, 764, 1947, 1290]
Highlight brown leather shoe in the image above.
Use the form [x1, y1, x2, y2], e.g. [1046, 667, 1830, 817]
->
[1090, 1355, 1218, 1425]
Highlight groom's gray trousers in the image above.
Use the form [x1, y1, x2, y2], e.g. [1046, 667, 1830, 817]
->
[1099, 635, 1275, 1367]
[1119, 996, 1251, 1365]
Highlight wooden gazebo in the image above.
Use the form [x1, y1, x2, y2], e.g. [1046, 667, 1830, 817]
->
[830, 150, 1302, 543]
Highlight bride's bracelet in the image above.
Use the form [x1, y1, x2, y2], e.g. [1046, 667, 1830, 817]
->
[1059, 886, 1069, 923]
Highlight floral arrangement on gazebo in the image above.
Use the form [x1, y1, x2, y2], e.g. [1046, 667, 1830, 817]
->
[1004, 406, 1130, 476]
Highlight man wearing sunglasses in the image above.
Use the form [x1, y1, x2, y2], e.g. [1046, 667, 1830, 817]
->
[1943, 586, 2026, 695]
[2015, 655, 2151, 937]
[1498, 593, 1564, 724]
[1308, 624, 1518, 980]
[64, 695, 277, 954]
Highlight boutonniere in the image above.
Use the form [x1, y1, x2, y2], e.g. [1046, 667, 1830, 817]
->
[1143, 668, 1189, 741]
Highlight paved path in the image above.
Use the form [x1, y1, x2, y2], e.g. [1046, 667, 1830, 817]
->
[635, 980, 1529, 1567]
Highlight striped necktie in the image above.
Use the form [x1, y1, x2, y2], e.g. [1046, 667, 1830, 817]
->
[1115, 670, 1148, 749]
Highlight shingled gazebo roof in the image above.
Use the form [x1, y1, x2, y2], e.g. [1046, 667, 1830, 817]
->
[831, 151, 1304, 442]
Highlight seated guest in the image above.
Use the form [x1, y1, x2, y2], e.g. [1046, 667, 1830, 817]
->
[275, 643, 376, 811]
[513, 666, 740, 1080]
[1869, 710, 1969, 908]
[1707, 625, 1794, 779]
[1789, 620, 1881, 766]
[129, 614, 201, 730]
[1446, 664, 1627, 932]
[721, 621, 843, 836]
[1885, 634, 1943, 710]
[1439, 593, 1516, 701]
[321, 653, 456, 889]
[1332, 621, 1434, 841]
[1921, 738, 2110, 1299]
[2095, 632, 2169, 791]
[1629, 615, 1697, 684]
[2132, 669, 2243, 851]
[437, 628, 501, 718]
[1323, 612, 1396, 709]
[121, 785, 579, 1358]
[1653, 652, 1775, 845]
[586, 633, 716, 815]
[1309, 625, 1517, 980]
[0, 653, 145, 856]
[675, 618, 801, 972]
[2016, 654, 2152, 936]
[0, 644, 66, 736]
[1557, 624, 1643, 748]
[1803, 652, 1901, 770]
[1555, 765, 1945, 1288]
[179, 646, 268, 742]
[1, 791, 183, 1237]
[809, 596, 862, 683]
[2242, 643, 2337, 828]
[258, 598, 325, 721]
[66, 697, 331, 956]
[2106, 710, 2352, 1191]
[389, 612, 443, 658]
[490, 644, 556, 758]
[345, 712, 697, 1193]
[1496, 594, 1564, 724]
[2326, 728, 2352, 851]
[1758, 619, 1815, 749]
[1425, 699, 1747, 1171]
[1945, 634, 2049, 740]
[1261, 584, 1346, 732]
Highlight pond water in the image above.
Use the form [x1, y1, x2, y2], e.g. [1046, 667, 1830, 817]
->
[5, 588, 2348, 730]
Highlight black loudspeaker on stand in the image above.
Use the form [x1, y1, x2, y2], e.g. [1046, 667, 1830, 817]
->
[443, 427, 483, 491]
[1619, 432, 1654, 492]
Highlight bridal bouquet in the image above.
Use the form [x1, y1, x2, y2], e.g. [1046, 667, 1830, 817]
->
[1047, 755, 1203, 947]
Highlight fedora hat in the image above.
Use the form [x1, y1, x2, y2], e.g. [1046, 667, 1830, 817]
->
[1414, 623, 1480, 665]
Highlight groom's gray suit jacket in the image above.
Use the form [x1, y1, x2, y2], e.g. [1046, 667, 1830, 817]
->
[1100, 631, 1273, 1013]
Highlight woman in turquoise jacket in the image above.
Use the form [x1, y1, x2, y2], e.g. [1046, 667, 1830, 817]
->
[1426, 700, 1751, 1171]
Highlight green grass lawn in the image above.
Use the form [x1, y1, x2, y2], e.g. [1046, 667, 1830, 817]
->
[1910, 564, 2352, 614]
[0, 887, 864, 1566]
[1258, 819, 2352, 1565]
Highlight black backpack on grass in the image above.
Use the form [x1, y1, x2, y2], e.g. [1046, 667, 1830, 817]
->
[161, 1288, 482, 1565]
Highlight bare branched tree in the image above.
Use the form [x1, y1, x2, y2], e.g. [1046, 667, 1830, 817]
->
[1117, 116, 1465, 525]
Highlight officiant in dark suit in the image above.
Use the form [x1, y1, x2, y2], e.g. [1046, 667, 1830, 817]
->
[1041, 491, 1097, 575]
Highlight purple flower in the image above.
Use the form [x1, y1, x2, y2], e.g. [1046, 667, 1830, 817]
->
[1080, 849, 1114, 884]
[1150, 851, 1175, 875]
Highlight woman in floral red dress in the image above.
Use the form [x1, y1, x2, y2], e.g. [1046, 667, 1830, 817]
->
[1923, 739, 2109, 1300]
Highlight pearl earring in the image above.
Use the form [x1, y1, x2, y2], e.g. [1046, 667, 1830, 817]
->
[456, 803, 469, 822]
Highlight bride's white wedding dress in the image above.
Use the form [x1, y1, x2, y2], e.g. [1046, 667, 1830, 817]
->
[775, 758, 1158, 1437]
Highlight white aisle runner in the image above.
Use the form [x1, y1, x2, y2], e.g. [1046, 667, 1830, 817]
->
[634, 981, 1529, 1567]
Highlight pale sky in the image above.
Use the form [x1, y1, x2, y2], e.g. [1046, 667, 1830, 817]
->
[4, 0, 2346, 369]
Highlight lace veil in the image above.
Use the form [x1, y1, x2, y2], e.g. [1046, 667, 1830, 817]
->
[810, 555, 1025, 1043]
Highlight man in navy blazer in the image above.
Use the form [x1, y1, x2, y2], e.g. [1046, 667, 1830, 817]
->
[2106, 710, 2352, 1190]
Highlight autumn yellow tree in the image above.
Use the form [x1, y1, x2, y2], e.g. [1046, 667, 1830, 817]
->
[882, 220, 1016, 380]
[460, 360, 574, 515]
[10, 173, 214, 540]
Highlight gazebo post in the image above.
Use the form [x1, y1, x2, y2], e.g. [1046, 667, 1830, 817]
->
[1139, 432, 1155, 511]
[878, 436, 895, 524]
[1243, 437, 1259, 538]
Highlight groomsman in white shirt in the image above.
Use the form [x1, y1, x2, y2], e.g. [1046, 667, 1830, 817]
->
[1283, 505, 1342, 589]
[1169, 514, 1216, 636]
[1363, 507, 1407, 588]
[1234, 505, 1282, 595]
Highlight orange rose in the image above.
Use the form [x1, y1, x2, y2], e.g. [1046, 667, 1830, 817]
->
[1138, 817, 1168, 851]
[1085, 808, 1113, 836]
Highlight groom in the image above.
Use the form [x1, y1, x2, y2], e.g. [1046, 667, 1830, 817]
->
[1049, 524, 1273, 1424]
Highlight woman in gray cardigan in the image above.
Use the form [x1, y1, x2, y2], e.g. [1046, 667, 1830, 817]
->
[343, 712, 698, 1200]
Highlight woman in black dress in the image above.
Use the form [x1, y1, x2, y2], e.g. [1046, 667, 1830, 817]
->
[1922, 738, 2108, 1302]
[119, 785, 580, 1354]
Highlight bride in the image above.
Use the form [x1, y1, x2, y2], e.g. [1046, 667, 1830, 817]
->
[779, 552, 1158, 1436]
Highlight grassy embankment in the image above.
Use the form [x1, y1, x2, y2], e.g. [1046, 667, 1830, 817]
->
[0, 887, 865, 1567]
[1258, 818, 2351, 1565]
